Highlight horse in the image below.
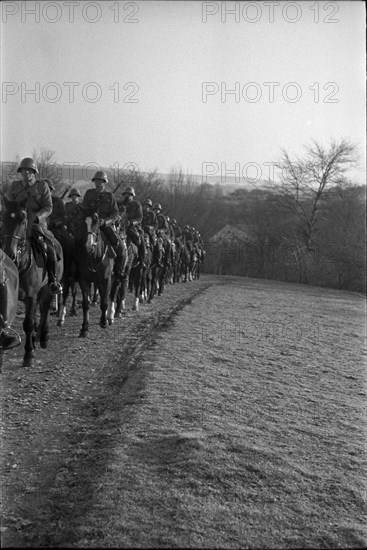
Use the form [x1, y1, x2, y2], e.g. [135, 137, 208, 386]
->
[170, 239, 181, 284]
[66, 212, 114, 337]
[0, 250, 21, 370]
[134, 231, 164, 306]
[1, 199, 63, 368]
[195, 246, 206, 280]
[50, 225, 78, 323]
[180, 238, 192, 283]
[130, 231, 152, 308]
[156, 231, 173, 296]
[145, 234, 164, 303]
[190, 247, 199, 281]
[107, 225, 144, 325]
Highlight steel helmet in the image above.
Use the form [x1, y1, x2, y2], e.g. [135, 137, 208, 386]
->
[153, 203, 162, 212]
[122, 185, 135, 196]
[166, 216, 170, 223]
[43, 178, 55, 191]
[143, 198, 153, 206]
[172, 218, 177, 225]
[17, 157, 38, 174]
[92, 170, 108, 183]
[69, 188, 81, 197]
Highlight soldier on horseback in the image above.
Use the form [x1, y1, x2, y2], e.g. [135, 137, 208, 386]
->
[152, 203, 169, 235]
[6, 158, 63, 295]
[82, 171, 125, 281]
[142, 198, 158, 248]
[165, 216, 174, 240]
[120, 186, 146, 267]
[65, 188, 84, 235]
[182, 224, 194, 252]
[171, 218, 183, 252]
[44, 179, 75, 249]
[171, 218, 182, 240]
[44, 179, 67, 231]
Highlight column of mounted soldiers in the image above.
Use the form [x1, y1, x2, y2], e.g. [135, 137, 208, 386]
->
[2, 158, 205, 296]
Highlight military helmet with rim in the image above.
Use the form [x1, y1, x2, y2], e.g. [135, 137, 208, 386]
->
[17, 157, 39, 174]
[92, 170, 108, 183]
[122, 185, 135, 196]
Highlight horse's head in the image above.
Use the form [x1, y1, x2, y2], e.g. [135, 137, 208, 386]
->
[85, 214, 100, 254]
[1, 199, 28, 263]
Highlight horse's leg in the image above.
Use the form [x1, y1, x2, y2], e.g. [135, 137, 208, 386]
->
[148, 265, 158, 303]
[38, 287, 52, 349]
[117, 262, 131, 314]
[57, 277, 70, 327]
[107, 277, 120, 325]
[132, 266, 142, 311]
[79, 281, 90, 337]
[22, 296, 37, 368]
[99, 277, 109, 329]
[70, 281, 78, 316]
[158, 266, 166, 296]
[92, 283, 98, 306]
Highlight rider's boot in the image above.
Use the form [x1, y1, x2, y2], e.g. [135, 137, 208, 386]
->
[46, 242, 63, 295]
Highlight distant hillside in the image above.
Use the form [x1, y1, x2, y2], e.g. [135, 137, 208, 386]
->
[0, 161, 269, 197]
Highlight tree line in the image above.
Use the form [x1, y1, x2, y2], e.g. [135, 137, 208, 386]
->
[1, 140, 365, 293]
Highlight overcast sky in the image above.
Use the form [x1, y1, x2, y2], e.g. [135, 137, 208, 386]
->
[1, 0, 365, 183]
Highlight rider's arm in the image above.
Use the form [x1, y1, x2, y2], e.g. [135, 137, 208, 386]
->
[102, 195, 119, 226]
[33, 181, 53, 223]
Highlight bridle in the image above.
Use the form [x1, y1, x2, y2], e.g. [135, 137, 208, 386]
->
[2, 214, 28, 267]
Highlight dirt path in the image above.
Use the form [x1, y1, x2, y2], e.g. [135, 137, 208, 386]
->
[1, 276, 366, 548]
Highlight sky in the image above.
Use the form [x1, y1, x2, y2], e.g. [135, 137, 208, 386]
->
[1, 0, 365, 184]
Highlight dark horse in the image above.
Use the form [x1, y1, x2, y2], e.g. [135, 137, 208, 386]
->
[143, 233, 164, 304]
[132, 231, 163, 307]
[0, 249, 21, 370]
[180, 238, 192, 283]
[51, 226, 78, 323]
[107, 231, 139, 323]
[67, 212, 114, 337]
[1, 200, 63, 368]
[156, 231, 173, 296]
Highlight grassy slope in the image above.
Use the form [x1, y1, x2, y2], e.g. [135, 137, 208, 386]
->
[74, 278, 366, 548]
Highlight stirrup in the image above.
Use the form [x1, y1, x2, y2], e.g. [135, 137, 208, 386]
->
[50, 281, 63, 295]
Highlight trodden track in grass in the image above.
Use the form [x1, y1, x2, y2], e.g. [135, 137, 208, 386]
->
[1, 275, 366, 548]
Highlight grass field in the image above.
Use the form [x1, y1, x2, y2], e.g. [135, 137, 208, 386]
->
[1, 276, 366, 548]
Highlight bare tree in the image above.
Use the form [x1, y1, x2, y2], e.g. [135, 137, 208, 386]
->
[266, 139, 358, 282]
[32, 148, 69, 197]
[271, 139, 357, 249]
